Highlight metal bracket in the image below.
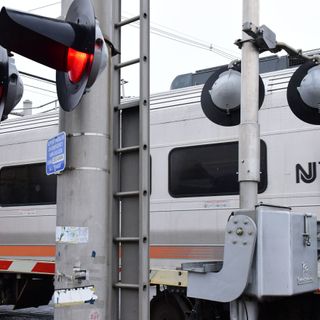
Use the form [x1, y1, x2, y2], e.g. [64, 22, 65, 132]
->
[242, 21, 259, 38]
[235, 23, 320, 63]
[187, 215, 257, 302]
[235, 23, 277, 53]
[104, 36, 120, 56]
[150, 269, 188, 287]
[228, 59, 241, 69]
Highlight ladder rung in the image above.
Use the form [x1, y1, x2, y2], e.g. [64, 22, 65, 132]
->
[114, 237, 140, 243]
[115, 58, 140, 70]
[115, 145, 140, 154]
[114, 282, 139, 290]
[114, 191, 139, 198]
[114, 99, 140, 111]
[115, 15, 140, 28]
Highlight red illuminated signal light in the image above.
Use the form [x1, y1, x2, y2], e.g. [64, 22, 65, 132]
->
[67, 48, 93, 84]
[0, 0, 107, 111]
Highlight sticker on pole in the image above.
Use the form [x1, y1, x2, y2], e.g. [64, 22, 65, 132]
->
[54, 285, 97, 306]
[46, 132, 66, 175]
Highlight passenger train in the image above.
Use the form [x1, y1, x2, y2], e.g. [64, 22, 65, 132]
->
[0, 54, 320, 308]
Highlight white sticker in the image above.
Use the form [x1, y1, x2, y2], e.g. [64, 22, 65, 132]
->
[56, 226, 89, 243]
[204, 199, 229, 209]
[54, 286, 97, 306]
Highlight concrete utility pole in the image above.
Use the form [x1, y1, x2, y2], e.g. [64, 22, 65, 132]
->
[239, 0, 260, 211]
[54, 1, 112, 319]
[231, 0, 261, 319]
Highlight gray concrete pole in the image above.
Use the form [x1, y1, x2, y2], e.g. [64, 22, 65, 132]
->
[239, 0, 260, 210]
[232, 1, 260, 319]
[54, 0, 112, 319]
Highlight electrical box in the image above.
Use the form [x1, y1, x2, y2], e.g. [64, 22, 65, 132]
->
[247, 204, 318, 297]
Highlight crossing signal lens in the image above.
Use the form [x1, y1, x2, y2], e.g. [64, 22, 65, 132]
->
[67, 48, 93, 84]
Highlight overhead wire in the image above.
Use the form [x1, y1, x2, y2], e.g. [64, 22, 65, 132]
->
[149, 23, 239, 60]
[24, 84, 56, 95]
[21, 89, 56, 98]
[122, 12, 240, 61]
[19, 72, 57, 99]
[18, 5, 240, 114]
[42, 106, 59, 113]
[14, 99, 58, 111]
[20, 71, 55, 84]
[25, 2, 239, 60]
[150, 26, 237, 60]
[28, 2, 61, 13]
[149, 19, 240, 57]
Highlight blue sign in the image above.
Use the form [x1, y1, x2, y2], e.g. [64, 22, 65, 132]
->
[46, 132, 66, 175]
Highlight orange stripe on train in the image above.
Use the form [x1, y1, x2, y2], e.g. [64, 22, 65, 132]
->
[0, 245, 223, 260]
[0, 246, 55, 257]
[150, 245, 224, 260]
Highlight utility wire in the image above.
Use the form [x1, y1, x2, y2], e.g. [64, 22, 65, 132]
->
[42, 106, 59, 113]
[20, 72, 57, 98]
[28, 2, 60, 13]
[14, 99, 58, 111]
[150, 25, 237, 60]
[122, 13, 239, 60]
[149, 19, 240, 58]
[20, 71, 55, 84]
[17, 71, 58, 103]
[24, 88, 56, 98]
[25, 4, 238, 59]
[24, 84, 56, 94]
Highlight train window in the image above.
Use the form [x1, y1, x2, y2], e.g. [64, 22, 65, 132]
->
[169, 140, 267, 197]
[0, 163, 57, 206]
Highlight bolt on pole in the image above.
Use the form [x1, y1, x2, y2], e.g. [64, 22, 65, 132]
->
[239, 0, 260, 211]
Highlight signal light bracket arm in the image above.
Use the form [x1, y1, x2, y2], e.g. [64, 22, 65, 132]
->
[235, 23, 320, 63]
[103, 36, 119, 57]
[228, 59, 241, 69]
[275, 42, 320, 63]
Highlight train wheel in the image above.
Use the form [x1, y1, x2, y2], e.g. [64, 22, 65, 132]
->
[150, 289, 192, 320]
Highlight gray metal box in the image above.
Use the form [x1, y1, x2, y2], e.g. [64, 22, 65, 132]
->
[247, 205, 318, 297]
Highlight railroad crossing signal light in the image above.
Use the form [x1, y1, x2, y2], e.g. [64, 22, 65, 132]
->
[0, 0, 107, 111]
[287, 60, 320, 125]
[0, 46, 23, 121]
[201, 64, 265, 126]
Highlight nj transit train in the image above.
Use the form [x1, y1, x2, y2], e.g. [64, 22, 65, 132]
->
[0, 61, 320, 308]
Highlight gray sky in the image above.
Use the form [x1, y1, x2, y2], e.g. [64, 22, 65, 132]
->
[1, 0, 320, 112]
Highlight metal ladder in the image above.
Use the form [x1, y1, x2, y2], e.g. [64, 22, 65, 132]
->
[111, 1, 150, 319]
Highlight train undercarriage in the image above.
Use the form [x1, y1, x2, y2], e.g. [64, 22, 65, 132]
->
[0, 273, 53, 309]
[150, 287, 320, 320]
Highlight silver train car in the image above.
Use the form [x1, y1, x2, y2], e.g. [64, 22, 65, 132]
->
[0, 65, 320, 306]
